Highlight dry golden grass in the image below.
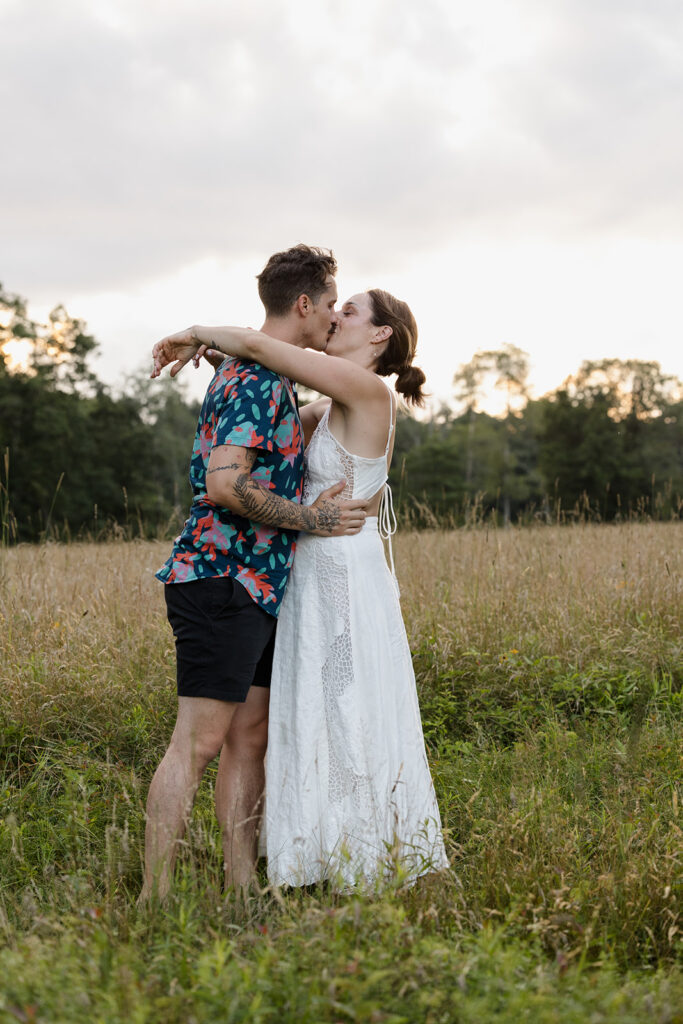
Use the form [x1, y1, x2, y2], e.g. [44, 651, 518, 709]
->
[0, 540, 174, 758]
[0, 521, 680, 829]
[399, 521, 682, 672]
[3, 520, 680, 663]
[0, 523, 680, 748]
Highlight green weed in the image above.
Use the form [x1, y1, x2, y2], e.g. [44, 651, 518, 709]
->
[0, 528, 681, 1020]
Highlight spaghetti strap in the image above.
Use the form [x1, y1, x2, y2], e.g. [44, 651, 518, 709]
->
[384, 389, 396, 457]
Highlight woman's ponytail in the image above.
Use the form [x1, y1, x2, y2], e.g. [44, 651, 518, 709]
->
[395, 364, 427, 406]
[368, 289, 426, 407]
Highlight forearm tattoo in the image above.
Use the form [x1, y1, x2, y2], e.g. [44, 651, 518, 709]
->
[230, 473, 342, 534]
[213, 447, 344, 533]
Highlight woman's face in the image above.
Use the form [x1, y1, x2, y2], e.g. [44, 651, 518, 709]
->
[325, 292, 376, 359]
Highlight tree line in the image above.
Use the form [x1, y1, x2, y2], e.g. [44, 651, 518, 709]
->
[1, 284, 681, 542]
[0, 284, 200, 542]
[393, 344, 683, 525]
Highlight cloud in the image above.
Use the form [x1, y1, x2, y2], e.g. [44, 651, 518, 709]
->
[2, 0, 683, 301]
[496, 0, 683, 231]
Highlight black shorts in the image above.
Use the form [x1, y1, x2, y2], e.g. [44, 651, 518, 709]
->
[164, 577, 276, 703]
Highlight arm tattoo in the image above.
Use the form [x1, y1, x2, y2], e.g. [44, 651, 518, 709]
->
[310, 500, 342, 532]
[207, 462, 242, 475]
[227, 469, 354, 533]
[232, 472, 318, 530]
[220, 447, 343, 534]
[208, 447, 256, 476]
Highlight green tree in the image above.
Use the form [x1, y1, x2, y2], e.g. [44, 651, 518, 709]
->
[540, 359, 683, 517]
[538, 390, 622, 518]
[453, 351, 492, 486]
[0, 285, 202, 541]
[475, 344, 530, 523]
[1, 282, 98, 392]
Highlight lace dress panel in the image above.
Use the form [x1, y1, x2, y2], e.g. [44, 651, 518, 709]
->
[332, 443, 355, 499]
[314, 541, 372, 812]
[303, 428, 355, 503]
[301, 413, 368, 810]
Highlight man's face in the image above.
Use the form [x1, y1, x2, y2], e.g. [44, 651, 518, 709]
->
[306, 276, 339, 351]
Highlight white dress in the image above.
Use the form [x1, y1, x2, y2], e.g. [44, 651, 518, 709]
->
[265, 400, 448, 888]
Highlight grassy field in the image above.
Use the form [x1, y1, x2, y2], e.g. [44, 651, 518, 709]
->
[0, 523, 681, 1023]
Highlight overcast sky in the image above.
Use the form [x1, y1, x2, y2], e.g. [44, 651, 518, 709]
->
[2, 0, 683, 409]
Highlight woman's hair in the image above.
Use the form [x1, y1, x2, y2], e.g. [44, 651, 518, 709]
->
[367, 289, 426, 407]
[257, 244, 337, 316]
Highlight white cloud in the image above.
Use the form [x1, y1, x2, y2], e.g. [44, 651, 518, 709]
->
[4, 0, 681, 296]
[2, 0, 683, 402]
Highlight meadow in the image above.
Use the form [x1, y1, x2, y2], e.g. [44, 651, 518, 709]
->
[0, 523, 681, 1023]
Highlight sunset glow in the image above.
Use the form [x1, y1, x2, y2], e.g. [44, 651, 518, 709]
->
[1, 338, 33, 373]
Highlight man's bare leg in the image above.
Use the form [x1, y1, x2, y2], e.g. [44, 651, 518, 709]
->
[139, 696, 237, 904]
[215, 686, 270, 893]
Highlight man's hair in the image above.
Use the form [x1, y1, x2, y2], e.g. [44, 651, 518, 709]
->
[257, 244, 337, 317]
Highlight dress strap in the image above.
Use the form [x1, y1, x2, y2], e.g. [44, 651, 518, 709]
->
[384, 389, 396, 456]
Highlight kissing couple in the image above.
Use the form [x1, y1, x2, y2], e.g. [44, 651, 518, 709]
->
[140, 244, 448, 901]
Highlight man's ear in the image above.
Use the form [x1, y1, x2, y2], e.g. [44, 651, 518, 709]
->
[296, 294, 311, 317]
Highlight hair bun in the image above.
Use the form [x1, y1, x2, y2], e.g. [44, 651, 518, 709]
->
[396, 364, 427, 406]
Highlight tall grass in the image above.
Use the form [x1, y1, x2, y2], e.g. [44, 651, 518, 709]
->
[0, 524, 681, 1021]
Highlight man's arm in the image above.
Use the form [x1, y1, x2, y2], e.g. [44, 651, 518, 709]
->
[206, 445, 366, 536]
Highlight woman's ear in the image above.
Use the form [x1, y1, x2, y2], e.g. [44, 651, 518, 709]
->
[371, 325, 393, 345]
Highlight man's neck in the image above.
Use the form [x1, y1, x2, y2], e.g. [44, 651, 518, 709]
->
[259, 315, 305, 348]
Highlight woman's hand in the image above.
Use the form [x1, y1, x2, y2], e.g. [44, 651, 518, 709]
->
[151, 327, 201, 378]
[193, 347, 224, 371]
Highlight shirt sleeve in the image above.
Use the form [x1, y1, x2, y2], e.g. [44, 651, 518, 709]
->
[213, 363, 282, 451]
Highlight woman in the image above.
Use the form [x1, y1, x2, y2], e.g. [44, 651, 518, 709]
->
[155, 290, 448, 889]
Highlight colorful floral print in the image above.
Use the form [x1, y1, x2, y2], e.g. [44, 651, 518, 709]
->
[156, 358, 303, 616]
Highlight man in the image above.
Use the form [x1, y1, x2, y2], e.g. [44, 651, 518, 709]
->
[140, 245, 366, 901]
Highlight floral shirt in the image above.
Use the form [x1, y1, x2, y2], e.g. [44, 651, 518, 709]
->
[156, 357, 304, 617]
